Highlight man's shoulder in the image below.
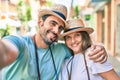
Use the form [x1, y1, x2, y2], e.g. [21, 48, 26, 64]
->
[53, 42, 70, 51]
[2, 35, 31, 47]
[54, 41, 66, 47]
[3, 34, 29, 40]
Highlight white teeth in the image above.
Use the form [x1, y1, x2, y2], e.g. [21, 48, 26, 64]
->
[72, 44, 77, 47]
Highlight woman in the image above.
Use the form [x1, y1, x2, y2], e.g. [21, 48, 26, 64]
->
[59, 18, 120, 80]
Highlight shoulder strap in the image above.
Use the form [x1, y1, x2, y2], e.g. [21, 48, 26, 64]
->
[83, 52, 90, 80]
[31, 35, 41, 80]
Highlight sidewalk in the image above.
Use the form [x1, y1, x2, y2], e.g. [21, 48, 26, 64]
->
[108, 54, 120, 76]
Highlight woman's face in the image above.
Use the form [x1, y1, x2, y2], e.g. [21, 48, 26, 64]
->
[64, 31, 82, 54]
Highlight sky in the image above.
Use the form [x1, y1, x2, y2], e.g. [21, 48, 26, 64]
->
[51, 0, 86, 15]
[54, 0, 86, 7]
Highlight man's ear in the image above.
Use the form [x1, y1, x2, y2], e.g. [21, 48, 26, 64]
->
[38, 19, 43, 28]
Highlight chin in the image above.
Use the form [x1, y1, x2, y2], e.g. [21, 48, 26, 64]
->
[73, 50, 80, 54]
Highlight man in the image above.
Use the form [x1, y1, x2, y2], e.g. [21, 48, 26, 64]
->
[0, 4, 107, 80]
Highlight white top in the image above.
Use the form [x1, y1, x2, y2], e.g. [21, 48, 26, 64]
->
[59, 48, 113, 80]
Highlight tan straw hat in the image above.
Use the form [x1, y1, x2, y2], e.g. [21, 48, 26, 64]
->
[38, 4, 68, 28]
[61, 18, 94, 37]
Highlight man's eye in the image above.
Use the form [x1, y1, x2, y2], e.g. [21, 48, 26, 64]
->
[51, 22, 56, 26]
[59, 26, 64, 31]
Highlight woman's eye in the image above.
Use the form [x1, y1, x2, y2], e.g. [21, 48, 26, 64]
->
[76, 33, 81, 36]
[64, 36, 71, 40]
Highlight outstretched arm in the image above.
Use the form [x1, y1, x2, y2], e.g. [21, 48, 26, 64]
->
[88, 44, 107, 63]
[0, 40, 18, 70]
[99, 69, 120, 80]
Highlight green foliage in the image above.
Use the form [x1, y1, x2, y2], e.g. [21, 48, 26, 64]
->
[17, 0, 25, 21]
[17, 0, 25, 22]
[18, 0, 24, 6]
[70, 5, 80, 19]
[85, 14, 91, 21]
[17, 0, 32, 32]
[0, 25, 10, 38]
[45, 1, 54, 7]
[25, 5, 32, 21]
[74, 5, 79, 18]
[17, 0, 32, 22]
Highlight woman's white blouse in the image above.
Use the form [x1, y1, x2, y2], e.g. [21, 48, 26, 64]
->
[59, 48, 113, 80]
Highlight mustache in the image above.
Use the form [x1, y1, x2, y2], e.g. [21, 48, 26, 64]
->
[47, 30, 58, 42]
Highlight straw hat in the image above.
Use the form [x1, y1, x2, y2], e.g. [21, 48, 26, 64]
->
[61, 18, 94, 37]
[38, 4, 68, 28]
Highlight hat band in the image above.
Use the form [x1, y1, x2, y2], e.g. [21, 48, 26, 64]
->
[52, 10, 66, 20]
[64, 27, 82, 32]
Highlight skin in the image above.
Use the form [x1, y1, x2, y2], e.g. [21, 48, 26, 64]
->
[65, 31, 83, 54]
[0, 15, 65, 69]
[64, 31, 120, 80]
[0, 40, 18, 69]
[37, 16, 65, 46]
[0, 15, 107, 70]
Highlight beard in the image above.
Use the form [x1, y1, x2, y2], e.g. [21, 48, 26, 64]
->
[39, 25, 58, 46]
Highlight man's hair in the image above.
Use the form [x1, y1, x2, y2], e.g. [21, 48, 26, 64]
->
[41, 14, 52, 21]
[80, 31, 92, 52]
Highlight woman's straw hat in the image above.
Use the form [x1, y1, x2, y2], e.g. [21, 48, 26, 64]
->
[38, 4, 68, 28]
[61, 18, 94, 37]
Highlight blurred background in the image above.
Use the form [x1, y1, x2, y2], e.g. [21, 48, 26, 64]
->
[0, 0, 120, 79]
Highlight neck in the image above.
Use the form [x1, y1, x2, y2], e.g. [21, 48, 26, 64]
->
[33, 33, 49, 48]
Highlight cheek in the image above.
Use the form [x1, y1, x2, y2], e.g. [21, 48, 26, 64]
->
[65, 41, 71, 47]
[77, 37, 82, 42]
[39, 27, 46, 35]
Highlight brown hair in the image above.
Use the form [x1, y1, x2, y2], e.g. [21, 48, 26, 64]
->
[80, 31, 92, 52]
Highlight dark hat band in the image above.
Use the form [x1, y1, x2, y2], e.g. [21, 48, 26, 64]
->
[52, 10, 66, 20]
[64, 27, 83, 33]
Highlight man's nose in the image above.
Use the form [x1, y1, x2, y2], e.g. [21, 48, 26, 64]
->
[53, 26, 61, 35]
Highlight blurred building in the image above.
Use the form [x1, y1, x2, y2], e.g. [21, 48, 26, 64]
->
[83, 0, 120, 56]
[0, 0, 120, 56]
[0, 0, 43, 35]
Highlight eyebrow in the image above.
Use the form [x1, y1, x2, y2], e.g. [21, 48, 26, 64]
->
[51, 20, 57, 24]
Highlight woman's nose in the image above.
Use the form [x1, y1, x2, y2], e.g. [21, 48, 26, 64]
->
[71, 37, 75, 43]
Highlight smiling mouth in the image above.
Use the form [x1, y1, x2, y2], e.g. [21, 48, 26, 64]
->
[50, 36, 58, 42]
[47, 30, 58, 42]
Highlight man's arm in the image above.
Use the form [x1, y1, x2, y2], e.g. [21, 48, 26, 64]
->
[0, 40, 18, 70]
[88, 45, 107, 63]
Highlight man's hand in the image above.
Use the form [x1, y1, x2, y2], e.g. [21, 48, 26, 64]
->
[88, 45, 107, 64]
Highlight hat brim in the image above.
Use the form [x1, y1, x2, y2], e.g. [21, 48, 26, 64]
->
[61, 27, 94, 37]
[38, 9, 68, 28]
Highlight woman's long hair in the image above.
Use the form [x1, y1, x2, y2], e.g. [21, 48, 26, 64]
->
[80, 31, 92, 53]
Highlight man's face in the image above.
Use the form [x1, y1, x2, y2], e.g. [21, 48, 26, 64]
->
[38, 15, 65, 45]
